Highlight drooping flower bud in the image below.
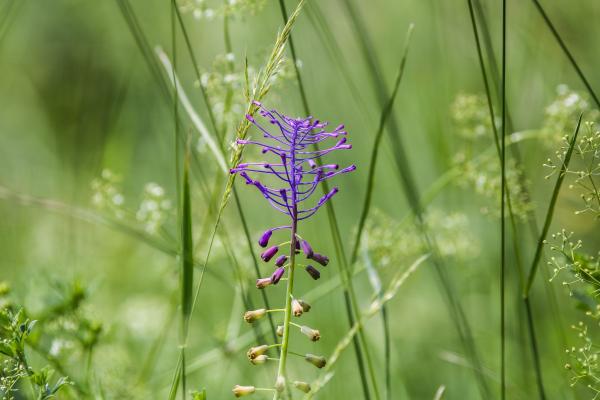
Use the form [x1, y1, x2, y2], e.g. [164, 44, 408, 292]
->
[293, 381, 311, 393]
[310, 253, 329, 266]
[300, 325, 320, 341]
[261, 246, 279, 262]
[305, 353, 327, 368]
[258, 229, 273, 247]
[270, 267, 285, 285]
[256, 278, 272, 289]
[275, 376, 285, 393]
[292, 299, 304, 317]
[244, 309, 266, 323]
[247, 345, 268, 360]
[250, 354, 268, 365]
[305, 265, 320, 280]
[274, 255, 288, 267]
[232, 385, 255, 397]
[276, 325, 284, 336]
[300, 240, 314, 258]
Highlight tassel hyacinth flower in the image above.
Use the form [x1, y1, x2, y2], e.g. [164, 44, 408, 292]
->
[231, 102, 355, 398]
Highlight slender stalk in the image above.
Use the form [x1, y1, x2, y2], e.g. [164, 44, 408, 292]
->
[465, 1, 532, 397]
[274, 130, 300, 400]
[276, 1, 374, 398]
[521, 115, 582, 400]
[523, 115, 583, 296]
[338, 0, 490, 397]
[500, 0, 507, 398]
[530, 0, 600, 109]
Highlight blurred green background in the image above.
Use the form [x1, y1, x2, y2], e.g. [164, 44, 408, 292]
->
[1, 0, 600, 398]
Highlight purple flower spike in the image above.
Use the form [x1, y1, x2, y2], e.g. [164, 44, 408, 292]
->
[258, 229, 273, 248]
[261, 246, 279, 262]
[300, 240, 314, 258]
[305, 265, 320, 280]
[275, 255, 288, 267]
[230, 103, 355, 221]
[271, 267, 285, 284]
[311, 253, 329, 267]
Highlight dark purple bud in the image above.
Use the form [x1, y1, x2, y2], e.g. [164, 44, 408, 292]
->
[271, 267, 285, 285]
[295, 240, 301, 254]
[246, 114, 255, 122]
[275, 255, 288, 267]
[300, 240, 314, 258]
[261, 246, 279, 262]
[305, 265, 320, 280]
[258, 230, 273, 248]
[311, 253, 329, 267]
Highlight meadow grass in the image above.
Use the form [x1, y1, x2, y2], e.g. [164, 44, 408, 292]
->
[2, 1, 600, 399]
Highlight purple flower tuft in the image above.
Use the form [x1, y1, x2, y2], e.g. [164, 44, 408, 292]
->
[310, 253, 329, 267]
[261, 246, 278, 262]
[271, 267, 285, 285]
[305, 265, 320, 280]
[229, 103, 355, 221]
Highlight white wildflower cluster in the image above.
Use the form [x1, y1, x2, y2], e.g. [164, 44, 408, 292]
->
[179, 0, 266, 20]
[91, 171, 173, 235]
[450, 92, 533, 220]
[91, 169, 125, 219]
[136, 183, 172, 235]
[543, 84, 599, 143]
[454, 153, 533, 220]
[547, 229, 599, 296]
[451, 93, 495, 139]
[363, 208, 476, 268]
[565, 321, 600, 398]
[544, 121, 600, 218]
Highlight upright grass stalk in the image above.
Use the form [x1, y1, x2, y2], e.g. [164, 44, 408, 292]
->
[164, 3, 308, 397]
[465, 1, 535, 398]
[500, 1, 507, 398]
[276, 1, 376, 398]
[522, 115, 583, 399]
[530, 0, 600, 109]
[345, 25, 414, 400]
[337, 0, 490, 396]
[468, 3, 573, 396]
[170, 1, 191, 396]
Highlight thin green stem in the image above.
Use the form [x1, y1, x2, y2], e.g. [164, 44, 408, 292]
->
[276, 1, 376, 398]
[530, 0, 600, 109]
[274, 209, 298, 400]
[500, 0, 507, 398]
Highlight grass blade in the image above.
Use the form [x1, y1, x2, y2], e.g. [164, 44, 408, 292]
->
[522, 115, 583, 399]
[530, 0, 600, 109]
[277, 1, 380, 397]
[339, 0, 491, 396]
[500, 1, 507, 398]
[349, 24, 414, 265]
[304, 254, 429, 399]
[524, 115, 583, 295]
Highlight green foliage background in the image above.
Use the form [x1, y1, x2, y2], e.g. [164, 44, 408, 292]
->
[1, 0, 600, 398]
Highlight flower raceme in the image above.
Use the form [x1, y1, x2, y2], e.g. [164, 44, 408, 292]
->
[230, 103, 355, 398]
